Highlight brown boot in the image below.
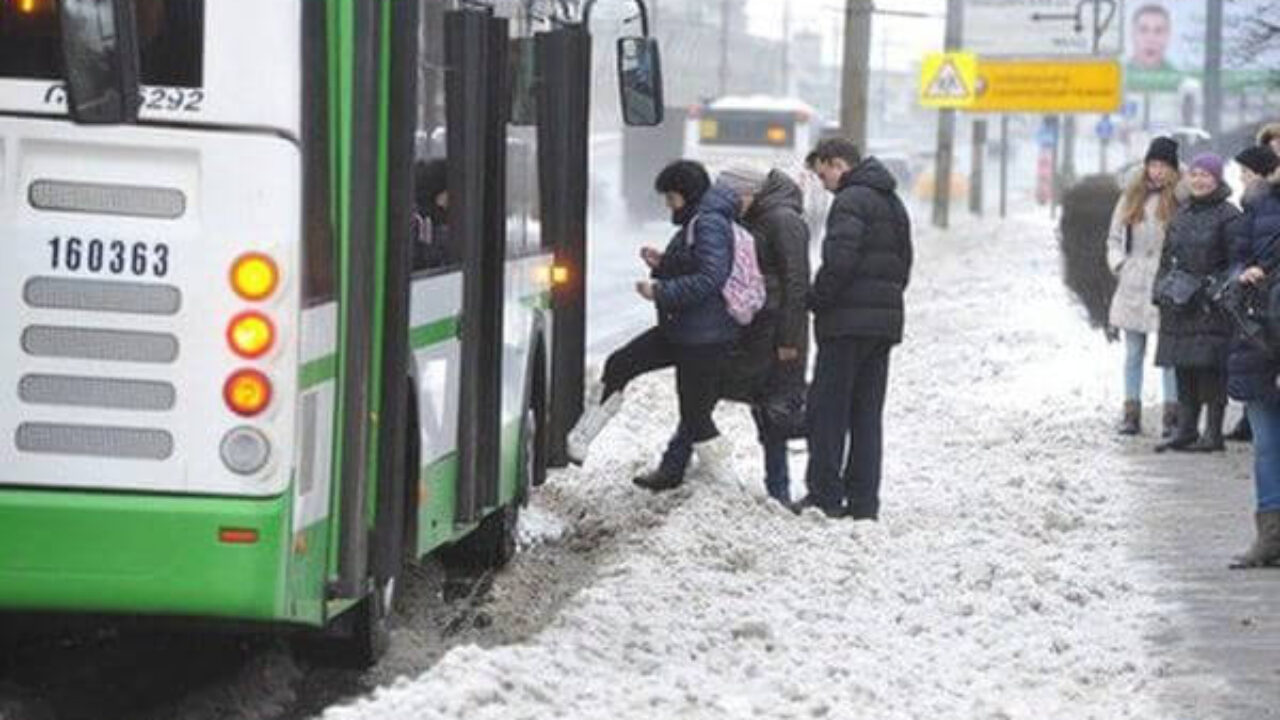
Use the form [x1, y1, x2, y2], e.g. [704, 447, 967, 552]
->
[1118, 400, 1141, 436]
[1229, 511, 1280, 569]
[1161, 402, 1180, 439]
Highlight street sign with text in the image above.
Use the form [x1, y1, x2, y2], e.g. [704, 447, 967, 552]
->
[968, 59, 1122, 113]
[963, 0, 1122, 58]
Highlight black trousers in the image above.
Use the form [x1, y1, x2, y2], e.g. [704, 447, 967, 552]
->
[804, 336, 892, 515]
[1174, 366, 1227, 406]
[601, 326, 726, 444]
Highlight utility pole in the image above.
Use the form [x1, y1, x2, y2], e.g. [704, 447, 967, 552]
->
[718, 0, 731, 97]
[838, 0, 873, 151]
[1204, 0, 1223, 137]
[781, 0, 792, 96]
[932, 0, 963, 229]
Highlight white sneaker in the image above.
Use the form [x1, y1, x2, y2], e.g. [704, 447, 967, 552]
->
[694, 436, 739, 487]
[566, 390, 623, 464]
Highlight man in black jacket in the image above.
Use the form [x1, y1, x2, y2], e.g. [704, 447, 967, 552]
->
[796, 138, 913, 519]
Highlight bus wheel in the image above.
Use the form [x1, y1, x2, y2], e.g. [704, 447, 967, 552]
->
[294, 573, 395, 669]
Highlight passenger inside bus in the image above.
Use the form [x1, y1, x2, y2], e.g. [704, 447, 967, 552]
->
[412, 158, 450, 271]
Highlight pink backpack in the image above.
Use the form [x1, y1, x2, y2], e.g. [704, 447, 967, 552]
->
[687, 217, 766, 326]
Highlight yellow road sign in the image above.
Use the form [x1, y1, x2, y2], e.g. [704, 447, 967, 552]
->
[968, 59, 1122, 113]
[918, 52, 978, 109]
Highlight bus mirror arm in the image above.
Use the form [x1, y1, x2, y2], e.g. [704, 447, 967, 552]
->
[57, 0, 142, 125]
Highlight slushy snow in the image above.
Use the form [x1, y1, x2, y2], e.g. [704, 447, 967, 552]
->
[322, 213, 1192, 719]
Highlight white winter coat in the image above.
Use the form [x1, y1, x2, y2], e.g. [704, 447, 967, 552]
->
[1107, 193, 1169, 334]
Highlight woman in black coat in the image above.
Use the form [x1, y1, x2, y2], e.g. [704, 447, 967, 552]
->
[1153, 153, 1241, 452]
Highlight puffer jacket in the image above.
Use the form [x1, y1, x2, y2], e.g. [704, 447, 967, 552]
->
[810, 157, 913, 342]
[1153, 183, 1240, 369]
[652, 183, 739, 346]
[721, 171, 812, 401]
[1228, 178, 1280, 403]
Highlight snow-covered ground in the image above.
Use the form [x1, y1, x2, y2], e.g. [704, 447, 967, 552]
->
[321, 211, 1200, 719]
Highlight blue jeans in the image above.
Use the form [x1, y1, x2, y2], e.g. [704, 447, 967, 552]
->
[1246, 402, 1280, 511]
[1124, 331, 1177, 402]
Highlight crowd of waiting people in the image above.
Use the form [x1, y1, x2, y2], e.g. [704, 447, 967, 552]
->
[1108, 124, 1280, 568]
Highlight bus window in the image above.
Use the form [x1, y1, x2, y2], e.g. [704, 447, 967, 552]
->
[0, 0, 205, 87]
[412, 0, 459, 274]
[301, 0, 334, 303]
[699, 110, 796, 150]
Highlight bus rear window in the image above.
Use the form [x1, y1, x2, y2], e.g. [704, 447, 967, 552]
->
[698, 111, 796, 148]
[0, 0, 205, 87]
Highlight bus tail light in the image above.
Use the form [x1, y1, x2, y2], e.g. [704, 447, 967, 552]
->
[224, 370, 272, 417]
[218, 527, 259, 544]
[230, 253, 279, 301]
[220, 427, 271, 475]
[766, 126, 789, 144]
[227, 311, 275, 358]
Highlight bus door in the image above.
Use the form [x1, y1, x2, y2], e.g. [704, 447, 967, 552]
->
[447, 8, 508, 523]
[536, 26, 591, 467]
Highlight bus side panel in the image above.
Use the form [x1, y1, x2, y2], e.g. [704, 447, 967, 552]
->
[284, 302, 340, 625]
[0, 490, 290, 620]
[407, 255, 550, 558]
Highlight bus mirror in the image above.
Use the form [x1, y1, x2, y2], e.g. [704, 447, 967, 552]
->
[57, 0, 142, 125]
[616, 37, 663, 127]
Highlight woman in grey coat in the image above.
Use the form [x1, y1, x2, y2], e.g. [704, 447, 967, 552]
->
[1107, 137, 1181, 436]
[1153, 153, 1241, 452]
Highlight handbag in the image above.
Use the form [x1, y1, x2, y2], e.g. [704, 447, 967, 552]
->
[1155, 268, 1204, 309]
[757, 372, 807, 441]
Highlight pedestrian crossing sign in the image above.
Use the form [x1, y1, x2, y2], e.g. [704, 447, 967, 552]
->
[919, 52, 977, 109]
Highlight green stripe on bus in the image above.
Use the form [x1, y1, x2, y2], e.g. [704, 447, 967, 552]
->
[300, 354, 339, 390]
[409, 316, 460, 349]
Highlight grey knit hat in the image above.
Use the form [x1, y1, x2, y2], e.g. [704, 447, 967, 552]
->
[717, 163, 768, 200]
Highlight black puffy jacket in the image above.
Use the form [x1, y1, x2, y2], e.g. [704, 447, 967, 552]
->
[721, 171, 812, 402]
[1228, 179, 1280, 403]
[1153, 183, 1240, 369]
[811, 158, 913, 342]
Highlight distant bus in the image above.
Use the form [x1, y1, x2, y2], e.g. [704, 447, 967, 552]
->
[685, 96, 822, 173]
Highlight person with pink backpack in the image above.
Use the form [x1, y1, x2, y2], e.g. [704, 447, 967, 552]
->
[568, 161, 758, 491]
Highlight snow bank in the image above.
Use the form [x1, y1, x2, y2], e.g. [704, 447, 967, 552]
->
[323, 213, 1182, 719]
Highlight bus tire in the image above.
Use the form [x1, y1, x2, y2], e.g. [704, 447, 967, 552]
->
[292, 576, 394, 669]
[439, 405, 533, 572]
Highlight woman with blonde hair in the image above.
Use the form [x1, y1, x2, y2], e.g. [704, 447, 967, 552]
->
[1108, 136, 1181, 436]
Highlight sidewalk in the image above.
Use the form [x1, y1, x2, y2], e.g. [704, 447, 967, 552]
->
[1123, 434, 1280, 719]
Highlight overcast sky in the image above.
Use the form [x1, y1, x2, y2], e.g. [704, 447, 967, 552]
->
[745, 0, 946, 71]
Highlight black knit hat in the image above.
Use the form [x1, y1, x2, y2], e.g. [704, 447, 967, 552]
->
[654, 160, 711, 206]
[1236, 145, 1280, 178]
[1144, 136, 1179, 168]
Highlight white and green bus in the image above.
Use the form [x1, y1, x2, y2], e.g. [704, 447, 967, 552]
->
[0, 0, 664, 664]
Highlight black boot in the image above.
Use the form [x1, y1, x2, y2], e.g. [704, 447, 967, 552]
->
[632, 466, 684, 492]
[1161, 402, 1179, 439]
[1155, 402, 1200, 453]
[1226, 414, 1253, 443]
[1188, 403, 1226, 453]
[1118, 401, 1141, 436]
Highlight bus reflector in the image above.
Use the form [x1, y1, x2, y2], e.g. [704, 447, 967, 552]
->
[218, 528, 259, 544]
[227, 312, 275, 358]
[230, 253, 279, 301]
[551, 265, 570, 285]
[220, 426, 271, 475]
[224, 370, 272, 417]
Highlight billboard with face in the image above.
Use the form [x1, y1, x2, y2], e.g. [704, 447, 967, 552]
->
[1125, 0, 1280, 93]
